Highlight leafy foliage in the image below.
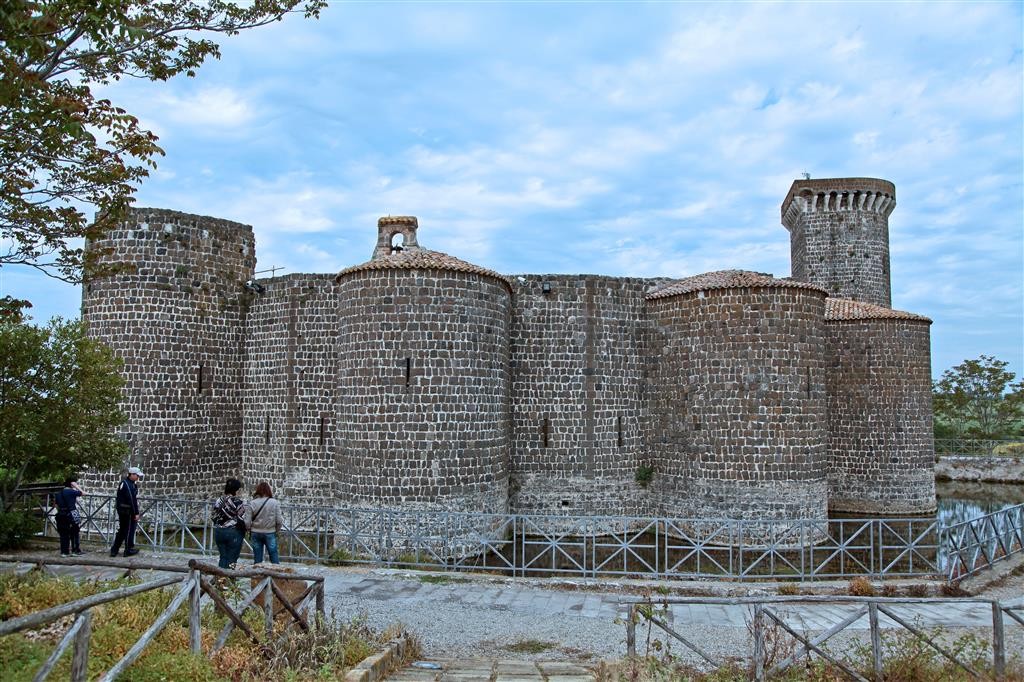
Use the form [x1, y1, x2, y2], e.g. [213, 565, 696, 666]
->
[0, 508, 36, 550]
[0, 0, 324, 284]
[0, 318, 127, 511]
[933, 355, 1024, 440]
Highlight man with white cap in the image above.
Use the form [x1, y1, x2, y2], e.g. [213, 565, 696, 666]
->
[110, 466, 143, 557]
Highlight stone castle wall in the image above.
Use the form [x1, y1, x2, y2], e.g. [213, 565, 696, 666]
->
[334, 268, 511, 513]
[825, 316, 936, 514]
[80, 177, 936, 524]
[242, 274, 337, 505]
[646, 283, 829, 523]
[508, 275, 655, 520]
[81, 208, 255, 497]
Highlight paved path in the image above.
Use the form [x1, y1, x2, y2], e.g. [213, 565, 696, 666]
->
[388, 659, 595, 681]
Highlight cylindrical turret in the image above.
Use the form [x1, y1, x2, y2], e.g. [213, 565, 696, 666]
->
[80, 208, 255, 496]
[334, 217, 511, 515]
[824, 299, 936, 514]
[646, 271, 830, 529]
[781, 178, 895, 307]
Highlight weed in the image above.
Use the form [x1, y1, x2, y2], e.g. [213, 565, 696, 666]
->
[417, 574, 468, 585]
[847, 576, 875, 596]
[906, 583, 930, 598]
[325, 547, 354, 566]
[634, 465, 655, 488]
[776, 583, 800, 596]
[503, 639, 556, 654]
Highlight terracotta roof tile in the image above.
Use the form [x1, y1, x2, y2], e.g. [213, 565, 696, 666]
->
[645, 270, 828, 301]
[825, 298, 931, 322]
[336, 248, 511, 288]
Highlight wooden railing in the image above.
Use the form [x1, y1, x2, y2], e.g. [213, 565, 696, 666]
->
[0, 554, 326, 682]
[623, 595, 1024, 681]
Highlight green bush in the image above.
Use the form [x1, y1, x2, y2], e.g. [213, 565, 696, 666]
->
[0, 509, 36, 550]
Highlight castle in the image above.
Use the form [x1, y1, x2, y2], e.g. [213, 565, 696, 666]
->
[81, 177, 936, 525]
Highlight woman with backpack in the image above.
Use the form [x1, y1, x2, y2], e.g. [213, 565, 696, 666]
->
[245, 481, 285, 564]
[55, 477, 84, 557]
[211, 478, 246, 569]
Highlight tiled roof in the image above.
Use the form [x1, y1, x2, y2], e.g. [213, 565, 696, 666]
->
[336, 248, 511, 288]
[645, 270, 828, 301]
[825, 298, 931, 322]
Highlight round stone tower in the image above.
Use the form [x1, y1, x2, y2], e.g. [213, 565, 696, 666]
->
[824, 299, 936, 514]
[81, 208, 256, 496]
[646, 271, 830, 529]
[334, 217, 512, 515]
[781, 178, 895, 307]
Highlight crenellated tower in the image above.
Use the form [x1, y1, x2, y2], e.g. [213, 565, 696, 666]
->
[781, 178, 895, 307]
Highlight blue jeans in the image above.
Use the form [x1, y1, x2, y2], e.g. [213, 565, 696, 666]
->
[251, 531, 280, 564]
[214, 526, 244, 569]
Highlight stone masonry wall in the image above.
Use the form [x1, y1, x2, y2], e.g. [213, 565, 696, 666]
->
[335, 268, 511, 513]
[242, 274, 337, 505]
[647, 287, 829, 524]
[509, 275, 656, 521]
[782, 178, 895, 307]
[825, 319, 936, 514]
[81, 208, 255, 497]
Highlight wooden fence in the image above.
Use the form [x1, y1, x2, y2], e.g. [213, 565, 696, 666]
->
[624, 595, 1024, 681]
[0, 554, 325, 682]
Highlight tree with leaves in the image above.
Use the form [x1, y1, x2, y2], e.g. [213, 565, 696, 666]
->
[932, 355, 1024, 440]
[0, 0, 324, 284]
[0, 318, 127, 512]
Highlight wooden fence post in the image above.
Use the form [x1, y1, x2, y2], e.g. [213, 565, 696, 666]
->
[315, 581, 325, 623]
[752, 604, 765, 682]
[264, 576, 274, 638]
[992, 601, 1006, 681]
[868, 602, 883, 682]
[71, 609, 91, 682]
[626, 605, 636, 657]
[189, 569, 202, 655]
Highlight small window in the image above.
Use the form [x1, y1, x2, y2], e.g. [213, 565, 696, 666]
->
[405, 357, 412, 386]
[319, 416, 327, 447]
[196, 363, 204, 394]
[542, 418, 550, 449]
[617, 415, 624, 448]
[264, 415, 270, 445]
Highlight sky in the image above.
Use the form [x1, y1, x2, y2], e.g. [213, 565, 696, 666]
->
[4, 1, 1023, 380]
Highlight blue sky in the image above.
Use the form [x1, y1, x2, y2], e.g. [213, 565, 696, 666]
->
[5, 1, 1022, 380]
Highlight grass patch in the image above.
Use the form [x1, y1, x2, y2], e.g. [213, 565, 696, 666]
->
[503, 639, 557, 654]
[0, 571, 418, 681]
[417, 574, 469, 585]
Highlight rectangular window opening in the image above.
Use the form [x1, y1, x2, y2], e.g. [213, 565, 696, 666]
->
[617, 415, 624, 448]
[542, 418, 550, 449]
[196, 363, 204, 395]
[319, 416, 326, 447]
[405, 357, 412, 387]
[264, 415, 270, 445]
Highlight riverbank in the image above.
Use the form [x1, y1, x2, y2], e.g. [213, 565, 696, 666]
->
[936, 455, 1024, 484]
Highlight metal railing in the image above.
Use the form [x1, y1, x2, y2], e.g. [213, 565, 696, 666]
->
[942, 504, 1024, 582]
[16, 491, 1024, 582]
[935, 438, 1024, 457]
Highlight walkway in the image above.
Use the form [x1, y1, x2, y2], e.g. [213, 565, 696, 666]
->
[5, 550, 1022, 667]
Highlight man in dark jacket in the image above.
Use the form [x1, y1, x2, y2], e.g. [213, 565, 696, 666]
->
[110, 467, 142, 557]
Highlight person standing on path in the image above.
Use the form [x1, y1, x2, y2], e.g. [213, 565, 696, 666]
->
[244, 481, 284, 564]
[212, 478, 246, 569]
[54, 477, 84, 557]
[109, 467, 142, 557]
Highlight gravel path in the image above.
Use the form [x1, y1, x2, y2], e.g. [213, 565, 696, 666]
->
[322, 566, 1024, 666]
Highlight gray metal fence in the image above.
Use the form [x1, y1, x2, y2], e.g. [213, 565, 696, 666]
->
[935, 438, 1024, 457]
[20, 492, 1024, 582]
